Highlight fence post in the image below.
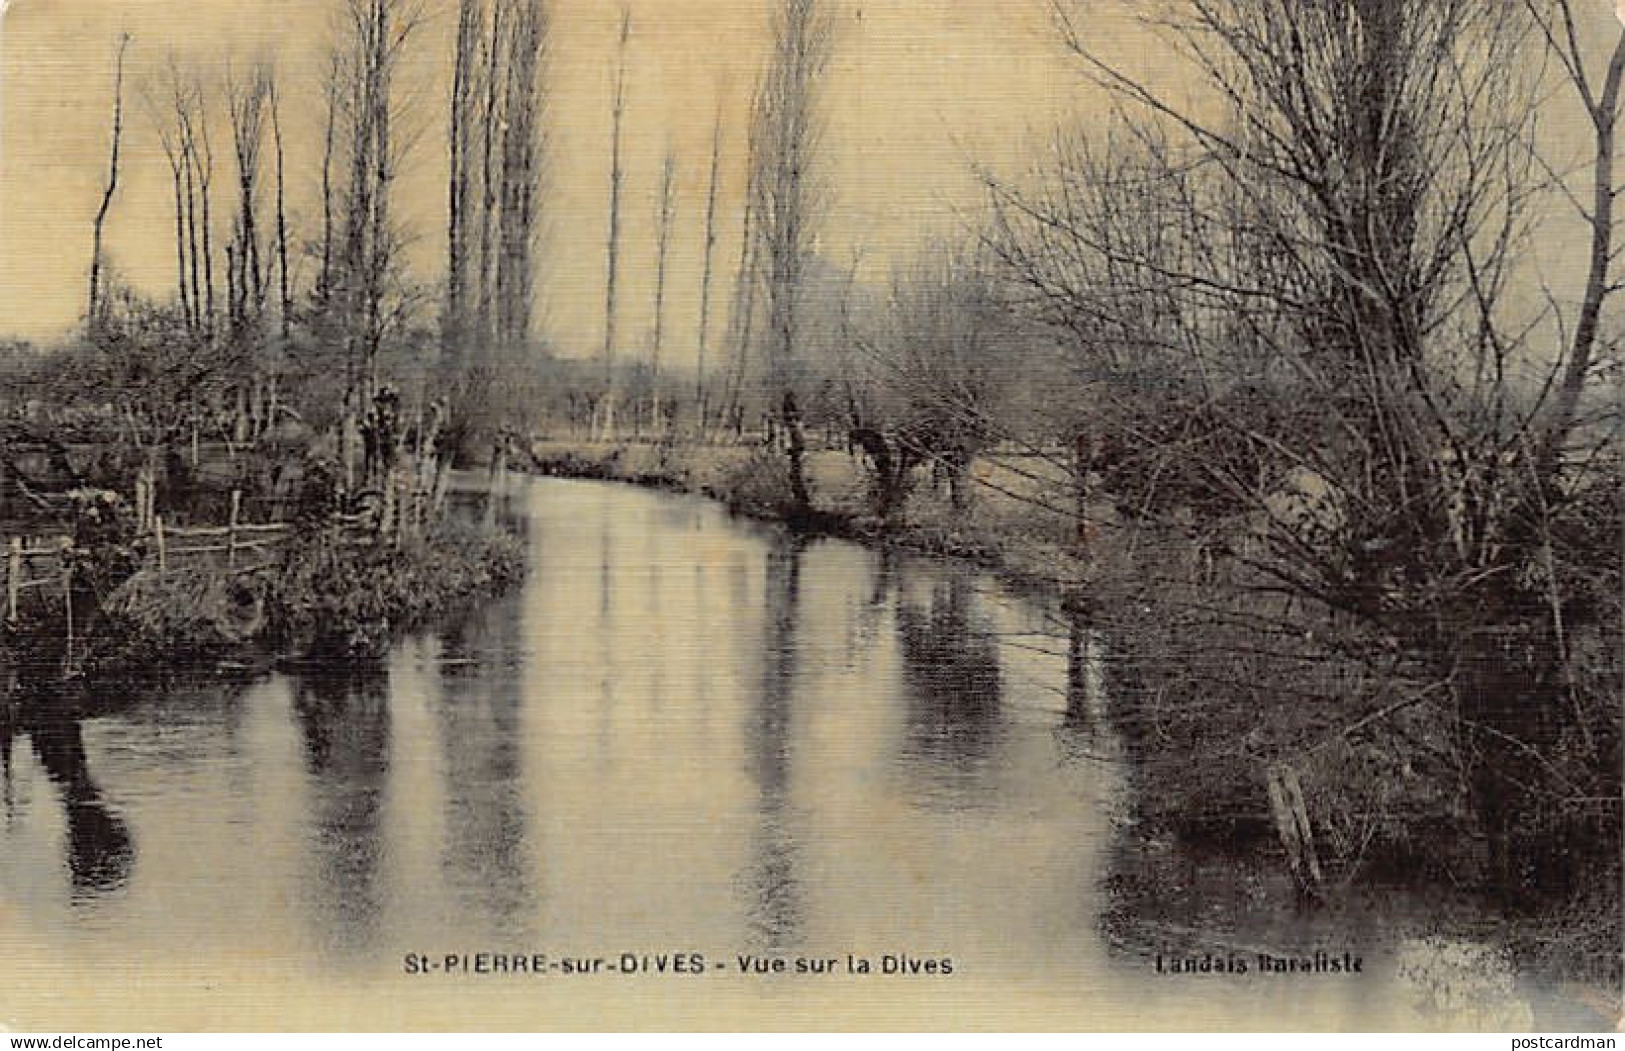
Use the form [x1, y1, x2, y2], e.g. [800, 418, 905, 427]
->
[228, 489, 241, 569]
[6, 537, 19, 623]
[485, 442, 508, 529]
[393, 473, 404, 549]
[60, 538, 73, 677]
[433, 458, 450, 520]
[155, 515, 167, 572]
[407, 468, 420, 538]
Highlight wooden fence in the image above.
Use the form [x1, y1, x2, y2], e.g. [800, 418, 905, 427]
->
[4, 492, 376, 624]
[4, 452, 461, 668]
[5, 534, 72, 625]
[3, 533, 81, 675]
[3, 499, 374, 679]
[144, 490, 300, 574]
[0, 441, 468, 684]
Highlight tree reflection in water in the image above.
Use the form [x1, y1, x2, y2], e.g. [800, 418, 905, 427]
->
[22, 704, 134, 899]
[292, 667, 391, 958]
[1065, 607, 1107, 729]
[435, 613, 535, 935]
[738, 531, 807, 950]
[1, 696, 14, 825]
[894, 572, 1006, 801]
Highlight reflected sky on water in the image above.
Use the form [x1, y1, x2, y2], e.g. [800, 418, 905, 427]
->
[0, 477, 1599, 1031]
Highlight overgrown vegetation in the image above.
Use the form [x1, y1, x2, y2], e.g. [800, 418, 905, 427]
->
[268, 517, 524, 659]
[3, 490, 525, 691]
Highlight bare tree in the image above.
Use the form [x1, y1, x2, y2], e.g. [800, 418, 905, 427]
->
[319, 53, 340, 303]
[597, 4, 632, 440]
[854, 246, 1015, 517]
[981, 0, 1622, 885]
[695, 105, 724, 433]
[148, 59, 204, 330]
[749, 0, 835, 513]
[181, 82, 202, 333]
[998, 0, 1540, 576]
[226, 60, 272, 330]
[495, 0, 548, 349]
[719, 170, 760, 436]
[87, 34, 131, 330]
[1524, 0, 1625, 472]
[438, 0, 549, 464]
[446, 0, 484, 359]
[477, 0, 507, 340]
[649, 149, 678, 432]
[269, 77, 291, 340]
[330, 0, 427, 393]
[150, 82, 192, 325]
[190, 76, 217, 334]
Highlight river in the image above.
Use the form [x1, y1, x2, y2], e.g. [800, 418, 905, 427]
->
[0, 477, 1596, 1030]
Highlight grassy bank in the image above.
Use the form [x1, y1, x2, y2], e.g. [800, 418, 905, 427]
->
[2, 518, 525, 694]
[531, 438, 1085, 591]
[266, 518, 525, 659]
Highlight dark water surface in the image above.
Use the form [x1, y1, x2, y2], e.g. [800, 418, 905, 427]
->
[0, 478, 1589, 1029]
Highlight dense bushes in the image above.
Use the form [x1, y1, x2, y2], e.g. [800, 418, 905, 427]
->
[89, 566, 271, 671]
[23, 518, 526, 686]
[270, 520, 524, 658]
[714, 448, 802, 519]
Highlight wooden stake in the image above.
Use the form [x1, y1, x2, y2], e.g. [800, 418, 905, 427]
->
[227, 489, 241, 568]
[7, 537, 19, 622]
[60, 539, 74, 677]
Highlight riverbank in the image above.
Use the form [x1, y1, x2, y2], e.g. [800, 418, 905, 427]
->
[1, 514, 525, 699]
[530, 438, 1088, 595]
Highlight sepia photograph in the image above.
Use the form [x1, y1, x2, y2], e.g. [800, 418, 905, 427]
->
[0, 0, 1621, 1034]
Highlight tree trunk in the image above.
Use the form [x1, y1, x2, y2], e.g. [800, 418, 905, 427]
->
[750, 0, 832, 516]
[650, 150, 677, 433]
[784, 390, 811, 514]
[183, 133, 202, 332]
[87, 35, 129, 329]
[169, 164, 188, 320]
[477, 0, 506, 346]
[599, 6, 631, 439]
[446, 0, 481, 358]
[188, 80, 215, 335]
[495, 0, 546, 350]
[271, 80, 290, 340]
[1541, 28, 1625, 473]
[695, 108, 723, 434]
[320, 57, 338, 302]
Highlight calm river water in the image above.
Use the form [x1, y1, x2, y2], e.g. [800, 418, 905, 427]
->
[0, 478, 1596, 1029]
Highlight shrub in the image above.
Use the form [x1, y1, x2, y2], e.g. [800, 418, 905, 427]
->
[270, 522, 524, 659]
[715, 448, 800, 518]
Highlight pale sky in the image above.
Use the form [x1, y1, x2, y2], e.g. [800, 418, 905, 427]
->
[1, 0, 1618, 364]
[0, 0, 1106, 362]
